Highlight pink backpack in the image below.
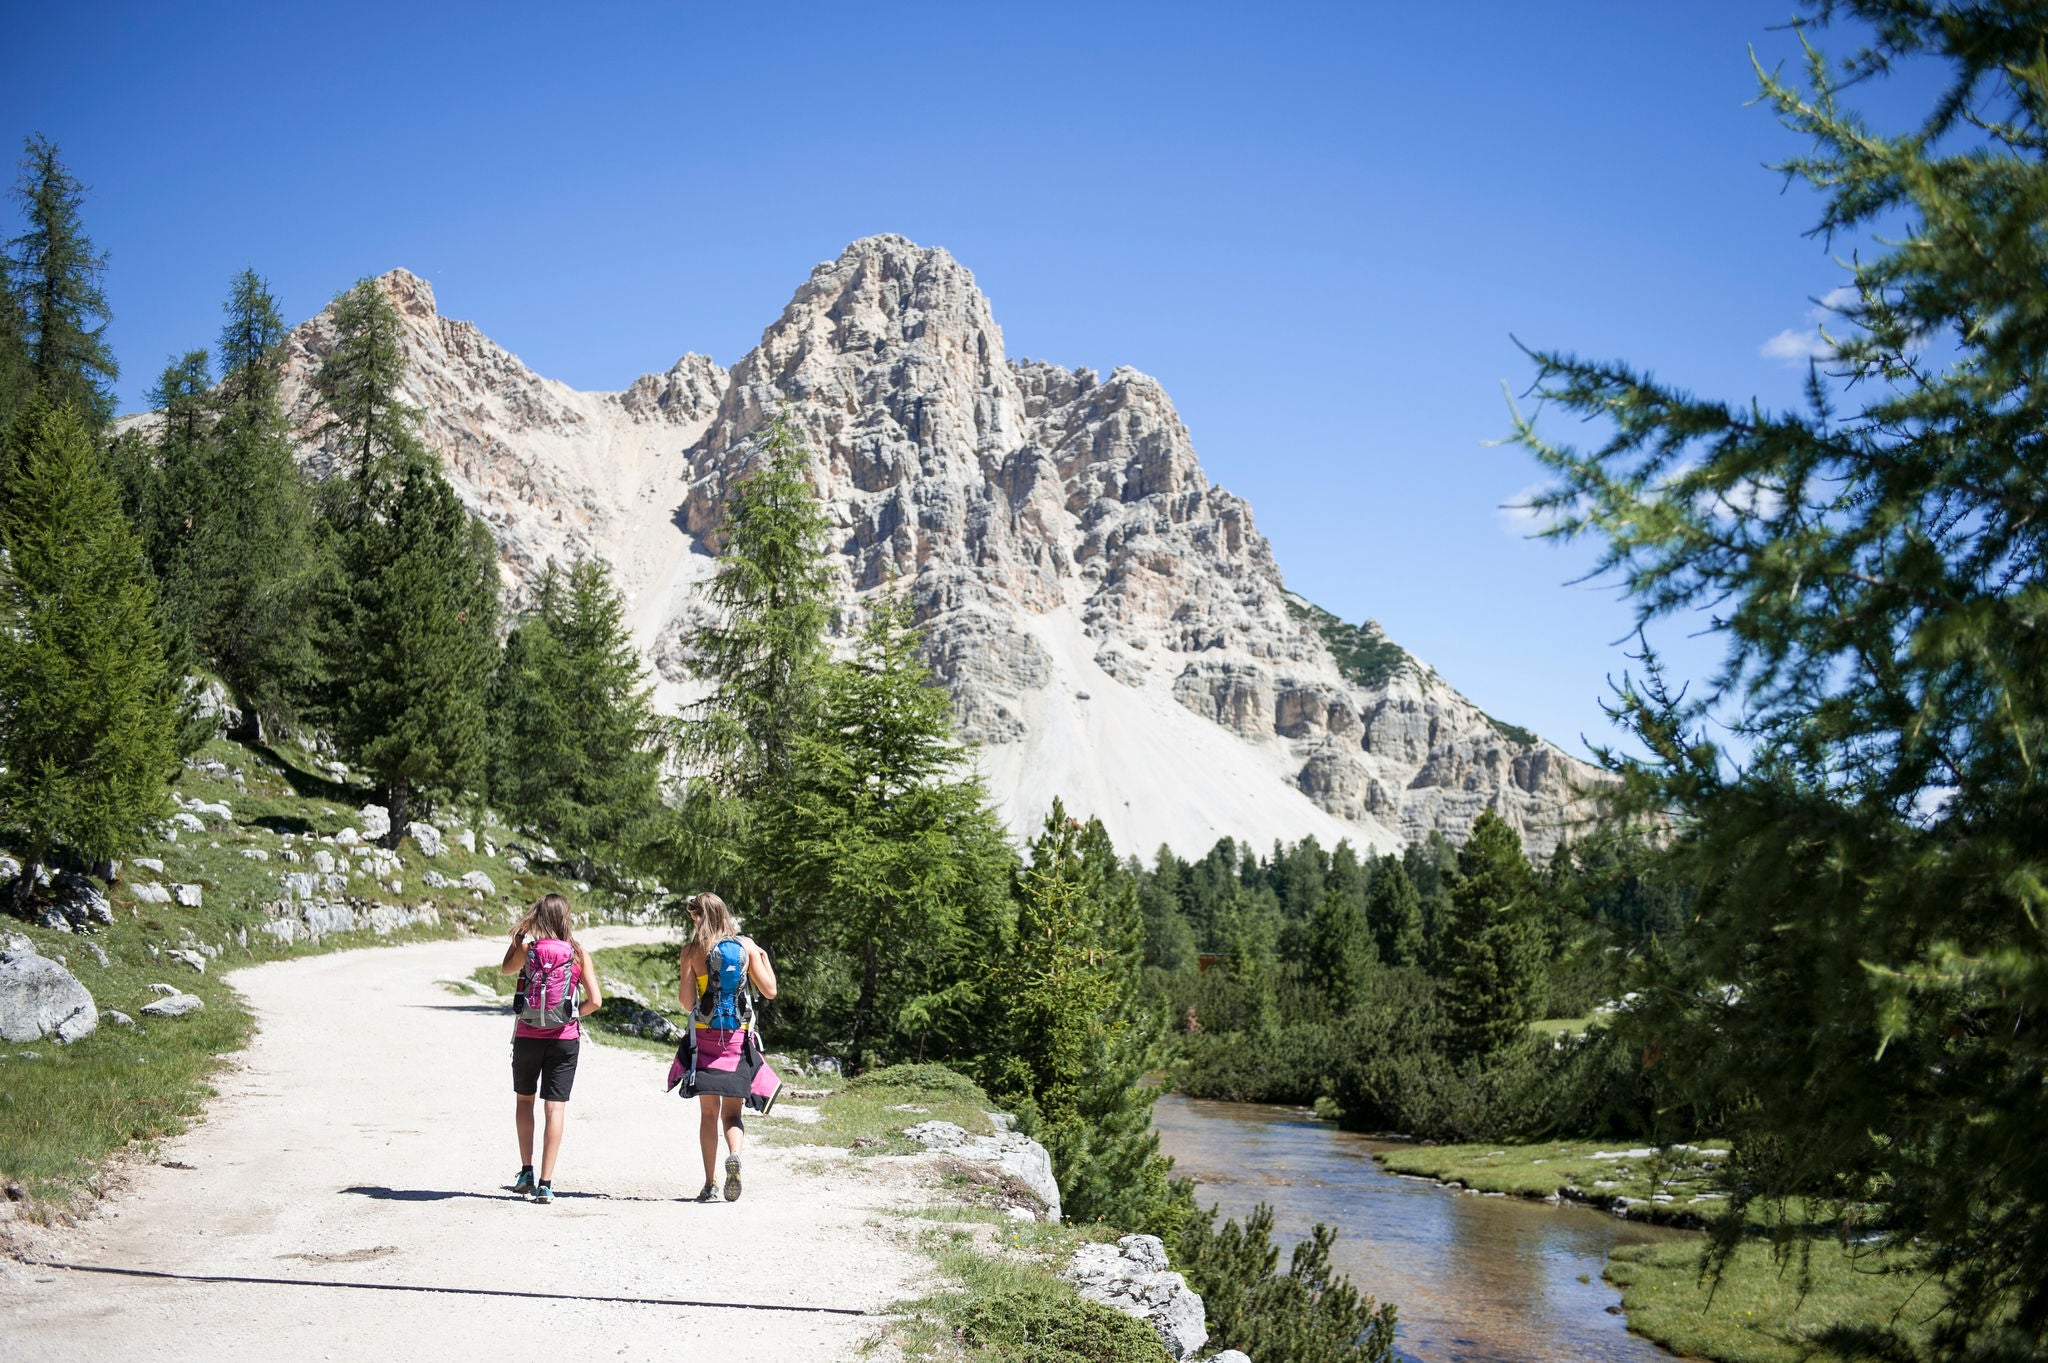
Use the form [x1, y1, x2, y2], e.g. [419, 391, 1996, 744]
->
[516, 942, 579, 1029]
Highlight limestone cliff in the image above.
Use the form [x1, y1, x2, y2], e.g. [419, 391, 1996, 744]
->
[268, 238, 1602, 857]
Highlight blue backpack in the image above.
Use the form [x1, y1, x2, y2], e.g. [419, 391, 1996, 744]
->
[694, 938, 753, 1030]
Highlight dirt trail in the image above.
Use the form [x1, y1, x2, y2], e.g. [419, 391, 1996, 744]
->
[0, 928, 928, 1361]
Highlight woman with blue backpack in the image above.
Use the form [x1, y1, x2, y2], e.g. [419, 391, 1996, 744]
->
[501, 893, 602, 1204]
[676, 892, 777, 1202]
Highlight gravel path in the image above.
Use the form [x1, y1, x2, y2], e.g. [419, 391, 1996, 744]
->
[1, 927, 925, 1360]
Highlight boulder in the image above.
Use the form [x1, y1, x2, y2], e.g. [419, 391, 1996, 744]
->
[359, 805, 392, 840]
[1211, 1353, 1252, 1363]
[172, 883, 203, 907]
[240, 848, 270, 862]
[600, 998, 682, 1042]
[0, 945, 99, 1043]
[454, 829, 476, 854]
[312, 850, 336, 875]
[172, 812, 205, 832]
[407, 822, 443, 857]
[1063, 1235, 1209, 1361]
[421, 870, 452, 889]
[131, 882, 171, 904]
[131, 857, 166, 874]
[107, 1009, 135, 1027]
[169, 948, 207, 973]
[459, 870, 496, 895]
[333, 826, 361, 847]
[903, 1120, 1062, 1220]
[141, 992, 204, 1018]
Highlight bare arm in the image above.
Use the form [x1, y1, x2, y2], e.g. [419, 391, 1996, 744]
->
[575, 945, 603, 1017]
[678, 942, 700, 1010]
[499, 917, 534, 976]
[745, 937, 778, 1001]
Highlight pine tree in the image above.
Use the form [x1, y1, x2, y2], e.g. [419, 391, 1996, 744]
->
[491, 557, 664, 871]
[146, 349, 218, 636]
[989, 808, 1187, 1234]
[1511, 7, 2048, 1347]
[5, 136, 117, 435]
[0, 406, 176, 906]
[751, 593, 1012, 1063]
[1436, 812, 1541, 1060]
[675, 412, 834, 796]
[325, 455, 500, 839]
[199, 271, 328, 720]
[1361, 854, 1427, 967]
[1306, 892, 1376, 1017]
[313, 278, 415, 517]
[655, 412, 835, 918]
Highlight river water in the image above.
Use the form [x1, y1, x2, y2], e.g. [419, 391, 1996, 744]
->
[1153, 1095, 1692, 1363]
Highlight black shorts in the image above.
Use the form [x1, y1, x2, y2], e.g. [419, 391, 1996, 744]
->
[512, 1037, 579, 1102]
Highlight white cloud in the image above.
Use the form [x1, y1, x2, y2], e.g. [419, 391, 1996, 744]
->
[1761, 327, 1835, 363]
[1499, 482, 1559, 536]
[1761, 283, 1858, 365]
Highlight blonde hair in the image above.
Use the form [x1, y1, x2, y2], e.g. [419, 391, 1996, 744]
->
[686, 892, 741, 947]
[528, 893, 576, 945]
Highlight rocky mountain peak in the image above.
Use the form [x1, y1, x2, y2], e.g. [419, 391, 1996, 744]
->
[261, 242, 1603, 858]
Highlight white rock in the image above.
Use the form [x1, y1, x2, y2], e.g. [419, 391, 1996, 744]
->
[147, 982, 182, 996]
[407, 823, 443, 857]
[240, 848, 270, 862]
[132, 882, 172, 904]
[454, 829, 476, 854]
[132, 857, 166, 874]
[312, 850, 336, 875]
[334, 827, 360, 847]
[141, 993, 204, 1018]
[172, 812, 205, 832]
[172, 884, 203, 908]
[359, 805, 391, 840]
[107, 1009, 135, 1027]
[0, 946, 98, 1044]
[505, 854, 529, 874]
[1063, 1235, 1209, 1361]
[1212, 1353, 1252, 1363]
[280, 871, 318, 899]
[903, 1121, 1061, 1220]
[459, 870, 496, 895]
[189, 800, 233, 820]
[421, 870, 451, 889]
[169, 949, 206, 973]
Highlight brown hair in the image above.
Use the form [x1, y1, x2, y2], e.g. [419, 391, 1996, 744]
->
[527, 893, 576, 945]
[685, 892, 741, 947]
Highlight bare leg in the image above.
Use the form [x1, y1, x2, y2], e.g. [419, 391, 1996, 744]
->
[697, 1094, 721, 1185]
[721, 1097, 746, 1161]
[515, 1094, 536, 1166]
[539, 1100, 568, 1182]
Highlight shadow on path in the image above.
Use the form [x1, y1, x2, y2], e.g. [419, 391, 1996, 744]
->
[30, 1261, 867, 1314]
[339, 1185, 678, 1204]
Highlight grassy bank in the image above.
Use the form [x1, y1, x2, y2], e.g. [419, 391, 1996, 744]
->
[1606, 1239, 1935, 1363]
[1376, 1137, 1735, 1224]
[1, 733, 605, 1218]
[1378, 1138, 1943, 1363]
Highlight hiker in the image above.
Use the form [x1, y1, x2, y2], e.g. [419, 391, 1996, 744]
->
[501, 893, 602, 1204]
[677, 892, 777, 1202]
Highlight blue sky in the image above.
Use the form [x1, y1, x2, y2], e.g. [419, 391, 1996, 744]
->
[1, 2, 1923, 760]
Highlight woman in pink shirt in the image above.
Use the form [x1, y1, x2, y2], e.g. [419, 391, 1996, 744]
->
[499, 893, 602, 1203]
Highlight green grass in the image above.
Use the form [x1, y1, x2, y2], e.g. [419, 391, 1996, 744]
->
[1283, 594, 1413, 690]
[1605, 1237, 1941, 1363]
[1, 731, 630, 1215]
[890, 1219, 1167, 1363]
[1528, 1014, 1600, 1038]
[1377, 1137, 1743, 1225]
[796, 1063, 998, 1155]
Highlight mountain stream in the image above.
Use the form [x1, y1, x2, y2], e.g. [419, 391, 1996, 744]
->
[1152, 1095, 1692, 1363]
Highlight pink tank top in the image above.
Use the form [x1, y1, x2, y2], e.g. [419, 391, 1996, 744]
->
[512, 938, 582, 1040]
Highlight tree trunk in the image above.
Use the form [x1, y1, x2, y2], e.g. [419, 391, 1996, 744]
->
[385, 776, 410, 850]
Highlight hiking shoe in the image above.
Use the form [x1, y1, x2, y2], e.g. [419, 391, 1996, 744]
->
[511, 1168, 535, 1195]
[723, 1155, 742, 1203]
[692, 1182, 721, 1203]
[532, 1182, 555, 1205]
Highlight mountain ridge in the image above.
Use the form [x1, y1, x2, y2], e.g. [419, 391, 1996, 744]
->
[257, 237, 1600, 857]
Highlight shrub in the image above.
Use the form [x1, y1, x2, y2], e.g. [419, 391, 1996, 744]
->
[1177, 1202, 1398, 1363]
